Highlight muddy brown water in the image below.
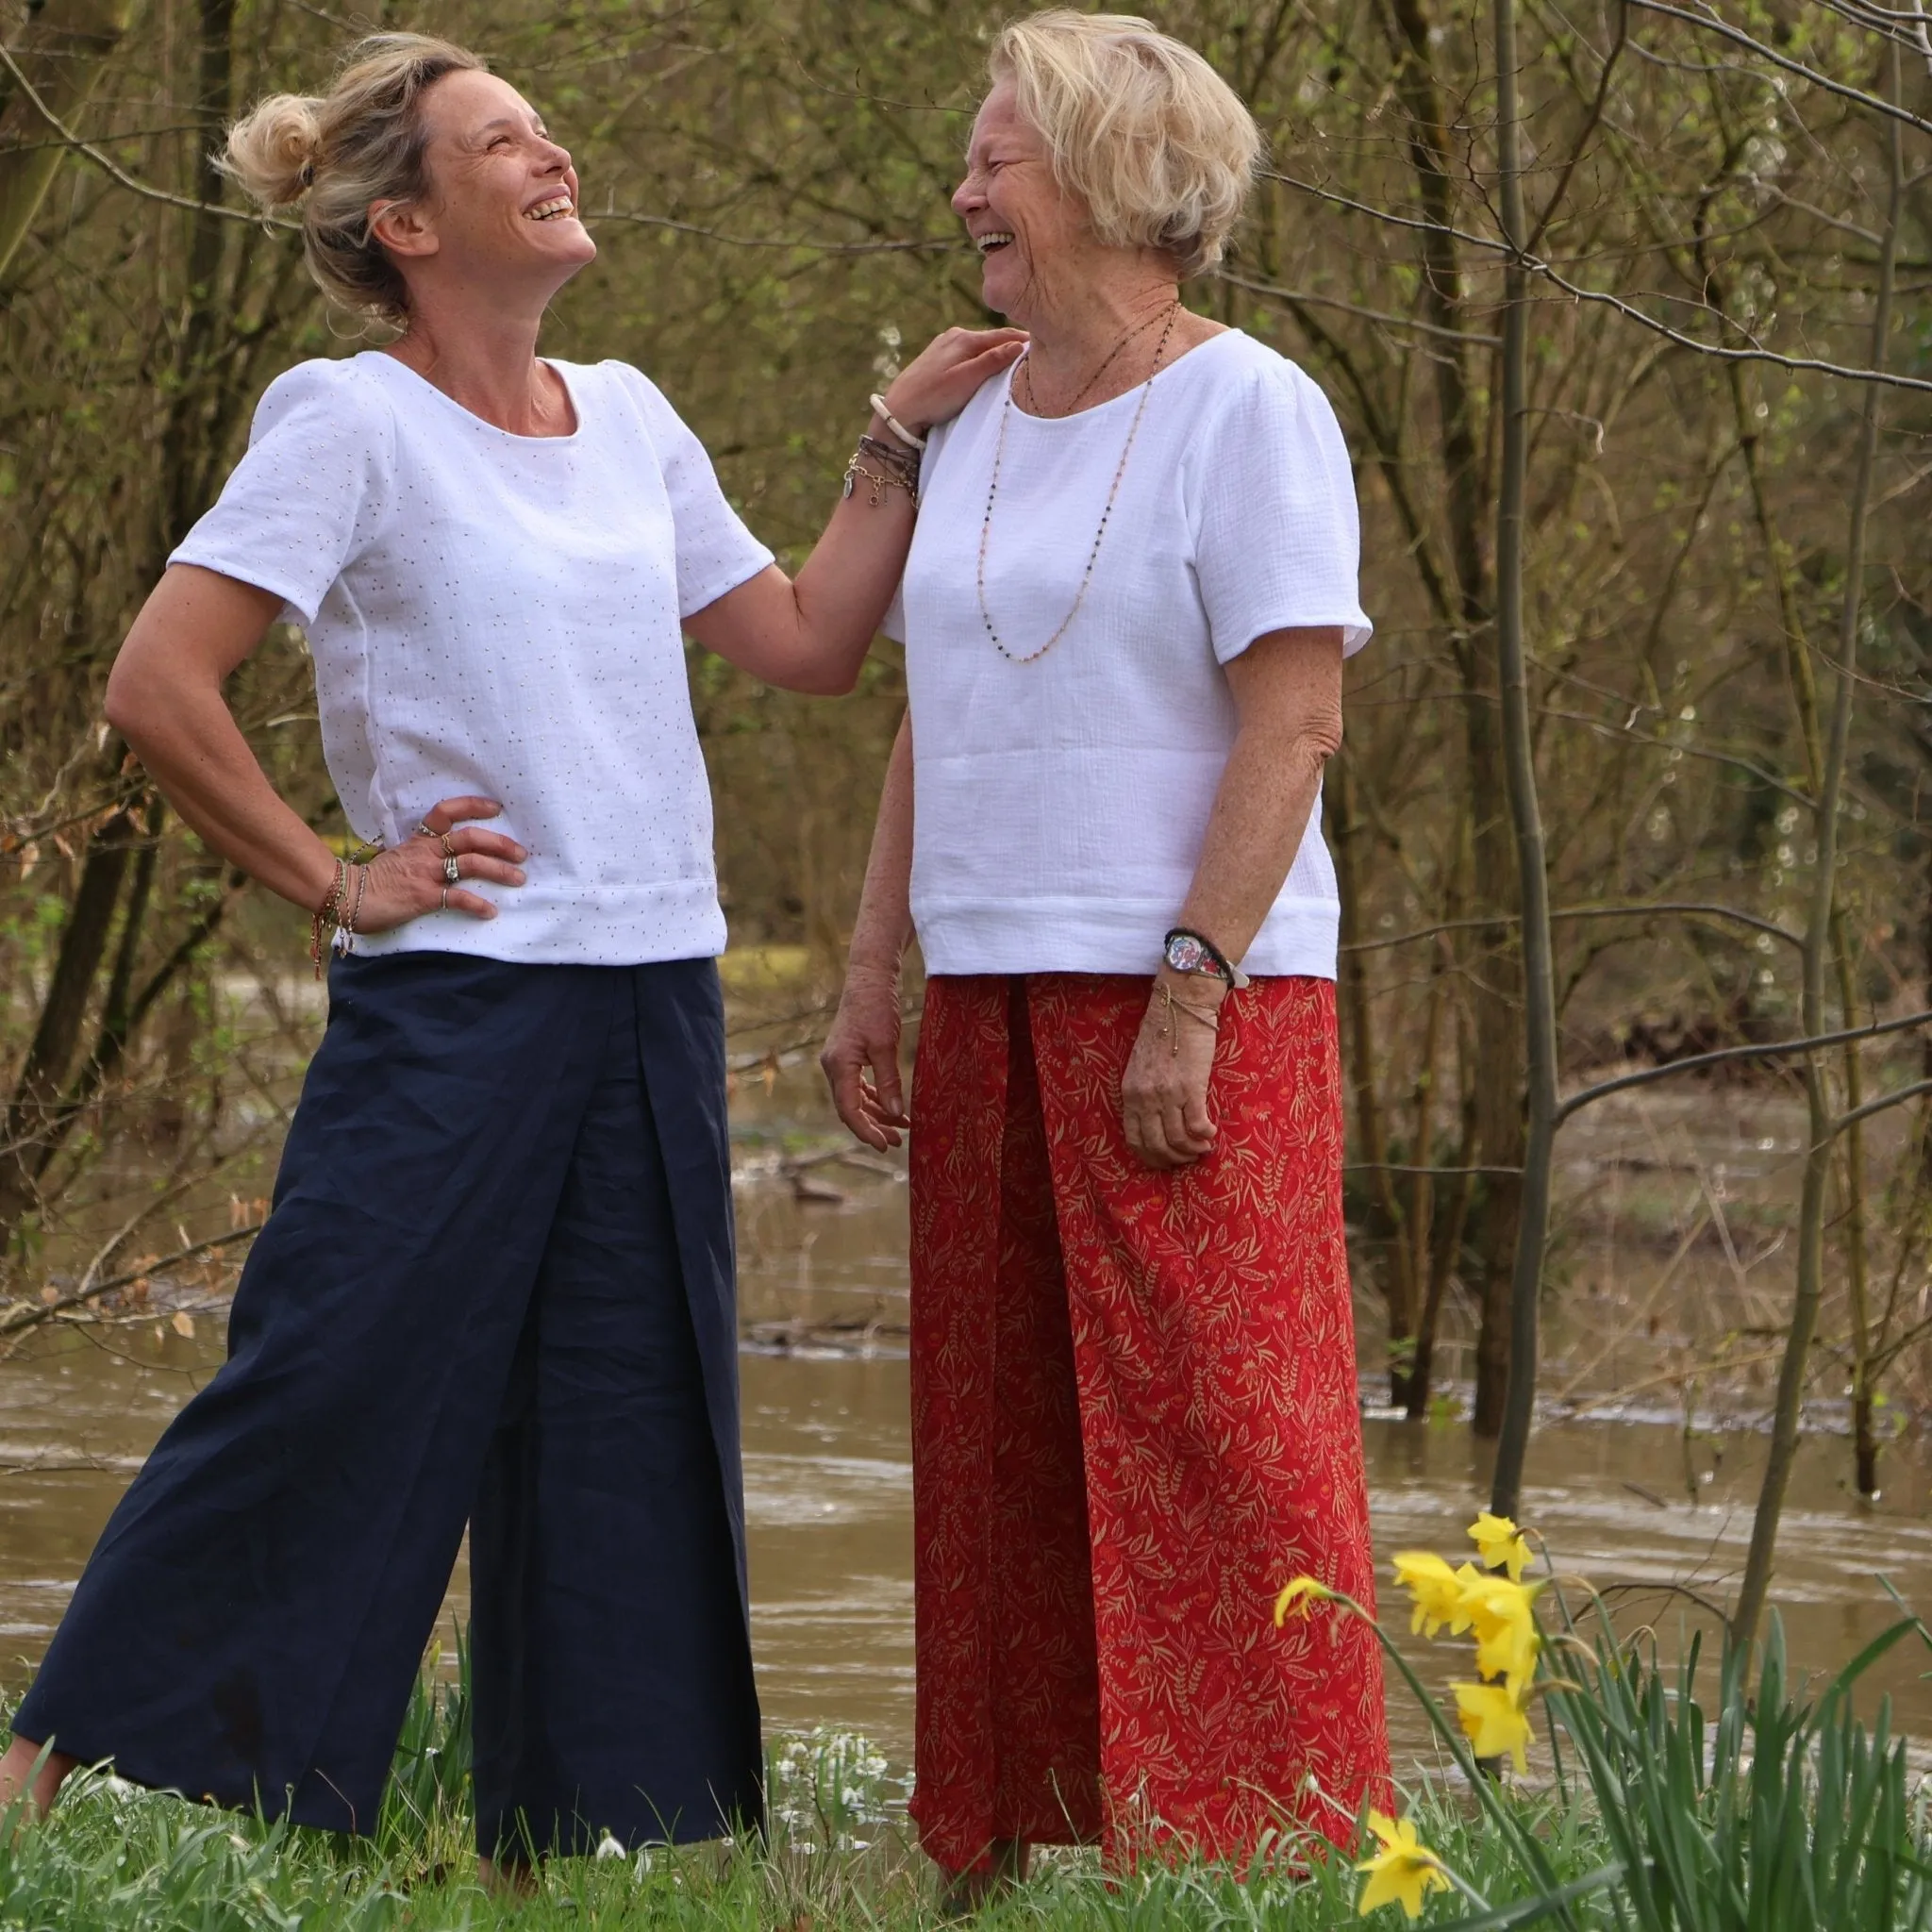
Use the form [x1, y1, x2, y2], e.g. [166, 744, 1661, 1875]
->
[3, 1060, 1930, 1788]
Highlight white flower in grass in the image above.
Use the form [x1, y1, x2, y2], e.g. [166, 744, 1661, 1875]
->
[594, 1832, 625, 1860]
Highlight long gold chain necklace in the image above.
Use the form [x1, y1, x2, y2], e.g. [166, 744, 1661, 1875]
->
[977, 302, 1180, 666]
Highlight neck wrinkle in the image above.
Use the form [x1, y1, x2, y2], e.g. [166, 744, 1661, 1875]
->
[1015, 279, 1184, 417]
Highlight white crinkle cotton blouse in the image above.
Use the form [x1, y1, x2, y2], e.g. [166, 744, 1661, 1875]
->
[170, 352, 773, 965]
[886, 328, 1372, 981]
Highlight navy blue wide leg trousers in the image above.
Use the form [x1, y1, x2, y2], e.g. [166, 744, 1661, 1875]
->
[14, 952, 762, 1857]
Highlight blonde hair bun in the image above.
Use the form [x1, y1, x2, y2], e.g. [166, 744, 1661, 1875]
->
[222, 93, 325, 210]
[218, 36, 485, 324]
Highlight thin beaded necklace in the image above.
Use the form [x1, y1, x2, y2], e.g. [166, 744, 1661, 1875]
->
[977, 301, 1181, 667]
[1019, 302, 1171, 419]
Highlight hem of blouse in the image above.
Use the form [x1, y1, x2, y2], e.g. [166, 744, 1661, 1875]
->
[347, 888, 727, 966]
[910, 894, 1341, 981]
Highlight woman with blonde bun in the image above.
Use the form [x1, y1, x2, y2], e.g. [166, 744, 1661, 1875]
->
[0, 32, 1020, 1875]
[822, 9, 1388, 1890]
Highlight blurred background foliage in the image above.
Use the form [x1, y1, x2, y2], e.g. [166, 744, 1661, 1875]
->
[0, 0, 1927, 1458]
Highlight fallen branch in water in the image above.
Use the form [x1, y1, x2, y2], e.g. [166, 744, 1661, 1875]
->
[0, 1223, 263, 1338]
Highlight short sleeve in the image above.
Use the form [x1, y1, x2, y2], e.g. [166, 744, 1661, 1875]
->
[610, 365, 774, 618]
[1191, 359, 1373, 662]
[168, 360, 394, 626]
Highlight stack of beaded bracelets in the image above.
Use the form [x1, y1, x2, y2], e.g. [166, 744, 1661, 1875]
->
[842, 392, 926, 508]
[842, 433, 920, 508]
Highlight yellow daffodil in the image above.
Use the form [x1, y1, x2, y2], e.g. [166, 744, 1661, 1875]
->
[1274, 1575, 1334, 1624]
[1453, 1679, 1534, 1774]
[1446, 1562, 1489, 1634]
[1391, 1552, 1465, 1638]
[1457, 1572, 1543, 1693]
[1468, 1510, 1532, 1582]
[1356, 1808, 1453, 1919]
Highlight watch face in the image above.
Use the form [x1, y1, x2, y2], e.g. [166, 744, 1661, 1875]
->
[1166, 934, 1213, 975]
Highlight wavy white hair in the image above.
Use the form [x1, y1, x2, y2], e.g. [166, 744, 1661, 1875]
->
[990, 10, 1262, 278]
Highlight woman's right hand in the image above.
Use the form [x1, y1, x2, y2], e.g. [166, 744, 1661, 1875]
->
[350, 795, 527, 933]
[882, 325, 1027, 437]
[821, 966, 910, 1150]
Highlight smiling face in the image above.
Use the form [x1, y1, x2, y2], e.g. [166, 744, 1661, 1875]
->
[371, 68, 595, 305]
[952, 79, 1091, 324]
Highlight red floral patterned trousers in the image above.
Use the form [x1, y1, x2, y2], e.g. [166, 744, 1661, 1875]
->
[907, 974, 1389, 1874]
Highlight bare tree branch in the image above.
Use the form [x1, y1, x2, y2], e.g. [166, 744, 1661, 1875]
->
[1832, 1076, 1932, 1140]
[1343, 900, 1802, 955]
[0, 1222, 262, 1336]
[1265, 167, 1932, 394]
[1216, 266, 1503, 344]
[0, 42, 289, 230]
[1627, 0, 1932, 134]
[1557, 1008, 1932, 1123]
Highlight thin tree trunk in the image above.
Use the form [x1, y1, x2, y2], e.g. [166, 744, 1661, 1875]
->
[1469, 760, 1525, 1438]
[30, 797, 171, 1178]
[1724, 290, 1881, 1500]
[1404, 824, 1474, 1419]
[1332, 754, 1418, 1402]
[0, 0, 240, 1262]
[1408, 1083, 1479, 1421]
[1404, 931, 1450, 1345]
[1381, 0, 1522, 1434]
[1734, 45, 1902, 1656]
[159, 0, 235, 555]
[1922, 837, 1932, 1188]
[1842, 949, 1879, 1491]
[1486, 0, 1559, 1524]
[0, 802, 140, 1245]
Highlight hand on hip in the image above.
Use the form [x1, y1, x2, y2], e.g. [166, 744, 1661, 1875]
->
[354, 796, 528, 933]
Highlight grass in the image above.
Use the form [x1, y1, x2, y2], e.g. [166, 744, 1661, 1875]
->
[0, 1648, 1610, 1931]
[0, 1731, 1614, 1931]
[7, 1562, 1932, 1927]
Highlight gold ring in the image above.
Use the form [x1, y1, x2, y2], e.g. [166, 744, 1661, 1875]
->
[440, 886, 449, 910]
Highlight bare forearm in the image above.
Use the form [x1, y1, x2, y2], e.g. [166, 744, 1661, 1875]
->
[686, 328, 1024, 693]
[104, 569, 338, 913]
[681, 416, 913, 697]
[1176, 726, 1332, 969]
[109, 669, 336, 910]
[845, 714, 915, 982]
[1172, 627, 1345, 974]
[787, 412, 919, 684]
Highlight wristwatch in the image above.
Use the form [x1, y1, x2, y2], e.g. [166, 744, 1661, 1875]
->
[1163, 927, 1251, 990]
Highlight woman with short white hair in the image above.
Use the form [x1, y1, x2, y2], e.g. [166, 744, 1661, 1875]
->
[0, 31, 1018, 1877]
[823, 8, 1389, 1886]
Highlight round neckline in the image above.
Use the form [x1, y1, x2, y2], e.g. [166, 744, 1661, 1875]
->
[366, 350, 584, 443]
[1003, 325, 1244, 425]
